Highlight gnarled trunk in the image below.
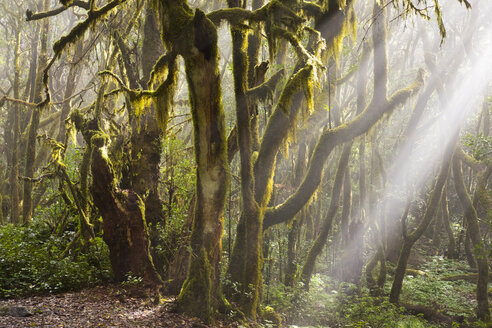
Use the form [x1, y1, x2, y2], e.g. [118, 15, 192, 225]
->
[91, 139, 162, 288]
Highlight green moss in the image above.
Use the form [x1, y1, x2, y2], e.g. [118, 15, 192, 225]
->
[69, 109, 84, 131]
[54, 0, 127, 57]
[261, 306, 282, 327]
[278, 65, 313, 114]
[91, 133, 109, 148]
[148, 53, 172, 88]
[322, 2, 357, 65]
[176, 247, 213, 322]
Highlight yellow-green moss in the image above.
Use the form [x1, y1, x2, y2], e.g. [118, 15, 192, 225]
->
[176, 247, 213, 323]
[261, 306, 282, 327]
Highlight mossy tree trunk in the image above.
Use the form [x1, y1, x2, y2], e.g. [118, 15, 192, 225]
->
[156, 1, 228, 322]
[119, 5, 168, 275]
[23, 0, 50, 223]
[452, 157, 490, 321]
[91, 136, 162, 288]
[441, 186, 457, 259]
[9, 27, 22, 224]
[284, 142, 307, 287]
[300, 142, 351, 289]
[223, 0, 362, 318]
[223, 0, 264, 318]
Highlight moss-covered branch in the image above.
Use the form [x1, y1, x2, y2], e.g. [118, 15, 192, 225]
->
[26, 1, 90, 21]
[245, 68, 284, 103]
[0, 95, 37, 107]
[52, 0, 127, 56]
[271, 27, 323, 66]
[207, 0, 301, 27]
[254, 64, 314, 206]
[263, 76, 422, 229]
[34, 0, 127, 108]
[455, 146, 484, 172]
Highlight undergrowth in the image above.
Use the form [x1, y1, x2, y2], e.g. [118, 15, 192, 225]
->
[264, 255, 488, 327]
[0, 222, 112, 298]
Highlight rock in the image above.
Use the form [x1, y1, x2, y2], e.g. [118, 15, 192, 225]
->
[8, 306, 32, 317]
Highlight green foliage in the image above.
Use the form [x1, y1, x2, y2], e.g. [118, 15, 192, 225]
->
[462, 133, 492, 163]
[152, 136, 196, 270]
[341, 296, 433, 328]
[0, 223, 111, 298]
[265, 274, 338, 326]
[265, 273, 437, 327]
[400, 257, 478, 318]
[120, 272, 143, 287]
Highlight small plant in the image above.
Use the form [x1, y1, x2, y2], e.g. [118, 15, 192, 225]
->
[121, 273, 143, 287]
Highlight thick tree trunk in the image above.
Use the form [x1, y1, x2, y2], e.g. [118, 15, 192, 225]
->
[285, 143, 307, 287]
[157, 3, 228, 322]
[91, 140, 162, 288]
[224, 0, 262, 317]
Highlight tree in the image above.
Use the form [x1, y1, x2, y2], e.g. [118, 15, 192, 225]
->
[1, 0, 488, 326]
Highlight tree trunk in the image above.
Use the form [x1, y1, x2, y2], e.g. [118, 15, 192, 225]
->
[441, 187, 457, 259]
[300, 142, 351, 289]
[157, 3, 228, 322]
[9, 28, 22, 224]
[285, 143, 307, 287]
[389, 134, 456, 304]
[452, 157, 490, 321]
[23, 0, 50, 223]
[91, 138, 162, 288]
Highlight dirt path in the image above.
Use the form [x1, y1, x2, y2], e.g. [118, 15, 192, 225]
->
[0, 285, 237, 327]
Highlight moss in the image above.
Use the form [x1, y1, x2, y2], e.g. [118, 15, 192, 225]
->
[261, 306, 282, 327]
[278, 65, 314, 114]
[53, 0, 127, 57]
[152, 57, 178, 131]
[176, 247, 213, 323]
[91, 133, 109, 148]
[69, 109, 85, 131]
[148, 53, 172, 88]
[60, 0, 74, 7]
[319, 1, 356, 65]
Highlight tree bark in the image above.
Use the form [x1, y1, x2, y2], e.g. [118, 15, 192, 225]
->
[441, 186, 457, 259]
[157, 3, 228, 322]
[23, 0, 50, 223]
[300, 142, 351, 289]
[91, 137, 162, 288]
[9, 28, 22, 224]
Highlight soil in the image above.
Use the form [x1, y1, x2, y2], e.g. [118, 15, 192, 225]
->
[0, 285, 238, 327]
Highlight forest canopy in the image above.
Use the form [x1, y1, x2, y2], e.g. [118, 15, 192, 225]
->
[0, 0, 491, 327]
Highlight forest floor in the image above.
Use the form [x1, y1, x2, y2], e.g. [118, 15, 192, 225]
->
[0, 285, 237, 328]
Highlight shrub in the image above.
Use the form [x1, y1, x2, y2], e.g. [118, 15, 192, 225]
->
[0, 223, 112, 298]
